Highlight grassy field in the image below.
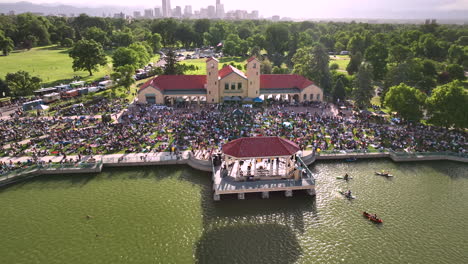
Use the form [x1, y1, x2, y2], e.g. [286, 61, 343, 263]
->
[181, 57, 247, 75]
[329, 55, 350, 73]
[0, 46, 114, 86]
[0, 46, 160, 87]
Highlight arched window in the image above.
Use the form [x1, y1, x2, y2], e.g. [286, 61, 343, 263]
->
[253, 63, 257, 68]
[317, 94, 321, 100]
[211, 63, 214, 69]
[303, 94, 307, 100]
[310, 94, 313, 100]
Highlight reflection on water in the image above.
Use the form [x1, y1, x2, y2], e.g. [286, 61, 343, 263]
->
[0, 161, 467, 264]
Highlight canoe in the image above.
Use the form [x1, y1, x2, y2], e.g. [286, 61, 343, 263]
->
[362, 211, 383, 223]
[336, 176, 353, 180]
[338, 190, 356, 199]
[375, 172, 394, 177]
[345, 158, 357, 162]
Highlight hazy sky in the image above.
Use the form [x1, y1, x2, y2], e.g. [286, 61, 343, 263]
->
[5, 0, 468, 18]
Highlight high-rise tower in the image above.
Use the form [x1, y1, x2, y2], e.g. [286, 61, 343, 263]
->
[162, 0, 172, 17]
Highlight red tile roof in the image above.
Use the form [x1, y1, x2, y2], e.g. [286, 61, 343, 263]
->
[247, 56, 258, 62]
[260, 74, 314, 90]
[219, 65, 247, 79]
[140, 75, 206, 91]
[222, 137, 300, 158]
[206, 57, 219, 63]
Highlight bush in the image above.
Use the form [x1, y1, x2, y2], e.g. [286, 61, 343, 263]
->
[330, 63, 339, 71]
[61, 38, 74, 47]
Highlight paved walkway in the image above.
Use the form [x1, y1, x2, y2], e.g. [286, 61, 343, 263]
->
[0, 151, 191, 164]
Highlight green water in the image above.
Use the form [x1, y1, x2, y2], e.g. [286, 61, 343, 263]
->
[0, 160, 467, 264]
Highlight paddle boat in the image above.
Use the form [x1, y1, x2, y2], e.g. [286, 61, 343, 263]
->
[375, 171, 394, 177]
[362, 211, 383, 223]
[338, 190, 356, 199]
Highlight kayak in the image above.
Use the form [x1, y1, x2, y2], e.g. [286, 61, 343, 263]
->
[375, 172, 394, 177]
[362, 211, 383, 223]
[338, 190, 356, 199]
[336, 176, 353, 180]
[346, 158, 357, 162]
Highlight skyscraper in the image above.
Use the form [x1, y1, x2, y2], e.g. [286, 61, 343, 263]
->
[184, 6, 193, 17]
[162, 0, 171, 17]
[216, 0, 225, 19]
[154, 7, 162, 18]
[207, 5, 216, 19]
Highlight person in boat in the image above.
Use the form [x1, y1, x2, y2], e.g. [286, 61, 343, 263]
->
[345, 190, 352, 197]
[344, 173, 349, 180]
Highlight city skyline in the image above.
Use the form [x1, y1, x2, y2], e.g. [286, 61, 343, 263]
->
[1, 0, 468, 19]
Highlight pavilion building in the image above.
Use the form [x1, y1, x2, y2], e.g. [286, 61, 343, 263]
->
[212, 136, 316, 200]
[137, 57, 324, 105]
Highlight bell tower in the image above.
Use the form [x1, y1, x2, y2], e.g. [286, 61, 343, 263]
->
[246, 57, 260, 98]
[206, 57, 219, 103]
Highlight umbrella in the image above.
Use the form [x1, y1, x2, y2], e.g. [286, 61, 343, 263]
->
[253, 97, 263, 103]
[232, 109, 243, 115]
[243, 97, 254, 102]
[34, 104, 49, 110]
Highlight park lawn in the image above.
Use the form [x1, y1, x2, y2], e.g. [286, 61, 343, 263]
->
[0, 45, 114, 86]
[0, 46, 160, 87]
[181, 57, 248, 75]
[329, 56, 350, 72]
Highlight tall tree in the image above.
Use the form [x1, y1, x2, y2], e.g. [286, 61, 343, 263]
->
[426, 81, 468, 129]
[384, 83, 426, 121]
[265, 23, 289, 66]
[163, 49, 186, 75]
[332, 77, 346, 102]
[364, 43, 388, 80]
[446, 64, 466, 81]
[346, 52, 362, 75]
[128, 42, 151, 68]
[353, 63, 374, 108]
[5, 71, 42, 96]
[112, 47, 139, 68]
[0, 78, 10, 97]
[148, 33, 162, 53]
[111, 65, 135, 92]
[0, 30, 14, 56]
[69, 39, 107, 76]
[388, 44, 412, 64]
[292, 44, 332, 92]
[83, 26, 110, 48]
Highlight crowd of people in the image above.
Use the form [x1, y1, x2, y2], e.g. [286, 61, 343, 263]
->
[53, 98, 127, 117]
[0, 101, 466, 159]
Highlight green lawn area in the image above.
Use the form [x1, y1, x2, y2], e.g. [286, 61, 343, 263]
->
[0, 45, 160, 87]
[0, 46, 113, 86]
[329, 55, 350, 73]
[181, 57, 247, 75]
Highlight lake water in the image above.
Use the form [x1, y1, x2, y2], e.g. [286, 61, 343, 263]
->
[0, 160, 467, 264]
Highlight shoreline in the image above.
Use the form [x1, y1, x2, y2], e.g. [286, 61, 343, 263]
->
[1, 150, 466, 188]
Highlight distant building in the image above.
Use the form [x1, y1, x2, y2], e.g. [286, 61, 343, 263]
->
[8, 10, 15, 16]
[208, 5, 216, 18]
[272, 15, 280, 21]
[216, 3, 225, 19]
[133, 11, 142, 19]
[154, 7, 162, 18]
[113, 12, 125, 19]
[144, 9, 154, 18]
[173, 6, 182, 18]
[250, 10, 259, 20]
[184, 5, 193, 17]
[162, 0, 171, 17]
